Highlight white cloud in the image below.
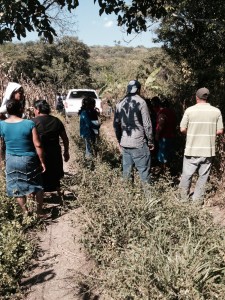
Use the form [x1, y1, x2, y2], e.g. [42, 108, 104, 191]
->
[104, 20, 114, 28]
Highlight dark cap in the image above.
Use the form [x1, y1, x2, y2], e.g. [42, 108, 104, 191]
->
[127, 80, 141, 94]
[196, 87, 209, 100]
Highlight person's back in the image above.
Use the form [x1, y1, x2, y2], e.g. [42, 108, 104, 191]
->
[157, 107, 176, 139]
[113, 80, 153, 183]
[88, 99, 100, 136]
[33, 115, 64, 148]
[179, 87, 223, 204]
[181, 102, 222, 157]
[0, 119, 36, 156]
[56, 94, 64, 112]
[115, 94, 152, 148]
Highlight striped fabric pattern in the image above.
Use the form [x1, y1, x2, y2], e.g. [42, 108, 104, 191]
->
[180, 103, 223, 157]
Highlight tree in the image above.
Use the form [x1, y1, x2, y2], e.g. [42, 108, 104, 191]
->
[0, 37, 92, 89]
[0, 0, 170, 44]
[0, 0, 79, 43]
[155, 0, 225, 88]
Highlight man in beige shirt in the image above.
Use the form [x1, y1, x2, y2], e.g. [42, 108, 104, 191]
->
[179, 87, 223, 204]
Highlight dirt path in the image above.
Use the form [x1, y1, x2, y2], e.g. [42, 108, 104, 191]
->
[21, 118, 115, 300]
[22, 160, 94, 300]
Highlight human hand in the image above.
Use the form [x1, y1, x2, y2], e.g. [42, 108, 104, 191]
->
[41, 162, 46, 173]
[64, 151, 70, 162]
[148, 143, 155, 151]
[155, 133, 159, 142]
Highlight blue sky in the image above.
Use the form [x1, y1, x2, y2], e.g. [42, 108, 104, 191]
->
[18, 1, 161, 48]
[75, 1, 161, 47]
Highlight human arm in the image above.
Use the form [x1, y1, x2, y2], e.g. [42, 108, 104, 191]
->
[59, 130, 70, 162]
[216, 113, 224, 135]
[113, 105, 122, 145]
[180, 110, 188, 135]
[141, 101, 154, 149]
[180, 127, 187, 134]
[217, 129, 224, 135]
[32, 127, 46, 172]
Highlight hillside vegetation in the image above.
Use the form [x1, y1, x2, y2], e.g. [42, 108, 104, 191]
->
[0, 40, 225, 299]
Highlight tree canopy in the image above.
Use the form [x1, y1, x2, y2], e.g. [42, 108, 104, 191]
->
[0, 37, 92, 90]
[0, 0, 168, 43]
[2, 0, 225, 102]
[0, 0, 79, 43]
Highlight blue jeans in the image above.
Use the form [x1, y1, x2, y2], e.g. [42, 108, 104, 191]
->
[122, 143, 151, 183]
[5, 154, 43, 197]
[158, 138, 175, 163]
[85, 136, 96, 158]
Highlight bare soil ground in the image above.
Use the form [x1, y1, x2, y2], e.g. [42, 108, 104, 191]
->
[22, 159, 97, 300]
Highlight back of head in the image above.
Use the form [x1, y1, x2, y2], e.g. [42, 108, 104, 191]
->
[79, 97, 95, 114]
[127, 80, 141, 95]
[151, 96, 161, 107]
[196, 87, 209, 100]
[6, 99, 23, 115]
[160, 97, 170, 108]
[33, 100, 51, 114]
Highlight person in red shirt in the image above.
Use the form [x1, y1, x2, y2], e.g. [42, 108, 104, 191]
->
[152, 97, 177, 173]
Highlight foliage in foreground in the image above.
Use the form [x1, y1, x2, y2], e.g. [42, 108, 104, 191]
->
[69, 118, 225, 300]
[0, 175, 35, 299]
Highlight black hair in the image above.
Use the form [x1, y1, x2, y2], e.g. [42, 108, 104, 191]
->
[33, 99, 51, 114]
[6, 100, 24, 116]
[161, 98, 170, 108]
[151, 96, 161, 107]
[78, 97, 95, 115]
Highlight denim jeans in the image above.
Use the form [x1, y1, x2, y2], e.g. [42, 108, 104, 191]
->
[84, 136, 96, 158]
[122, 143, 151, 183]
[179, 156, 212, 202]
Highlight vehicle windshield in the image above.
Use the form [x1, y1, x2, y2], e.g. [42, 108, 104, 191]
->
[69, 91, 97, 99]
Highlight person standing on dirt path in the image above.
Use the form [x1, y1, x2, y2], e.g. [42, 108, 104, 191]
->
[0, 100, 46, 217]
[153, 97, 177, 174]
[78, 97, 101, 159]
[113, 80, 154, 183]
[33, 100, 70, 200]
[179, 87, 224, 205]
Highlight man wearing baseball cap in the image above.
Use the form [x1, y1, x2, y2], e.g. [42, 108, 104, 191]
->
[179, 87, 224, 205]
[113, 80, 154, 184]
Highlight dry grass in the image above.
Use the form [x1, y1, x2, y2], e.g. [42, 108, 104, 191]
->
[67, 118, 225, 300]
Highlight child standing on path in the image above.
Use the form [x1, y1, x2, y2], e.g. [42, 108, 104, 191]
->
[78, 97, 100, 158]
[88, 97, 101, 136]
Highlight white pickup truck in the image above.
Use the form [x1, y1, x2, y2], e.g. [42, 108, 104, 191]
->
[63, 89, 102, 116]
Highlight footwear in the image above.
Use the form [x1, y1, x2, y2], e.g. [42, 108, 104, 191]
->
[37, 213, 51, 219]
[192, 199, 204, 206]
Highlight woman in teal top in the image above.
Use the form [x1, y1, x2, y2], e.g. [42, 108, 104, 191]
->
[0, 100, 46, 216]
